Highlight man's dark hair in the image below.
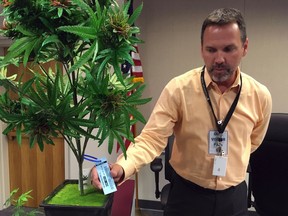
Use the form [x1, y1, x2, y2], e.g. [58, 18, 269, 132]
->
[201, 8, 247, 45]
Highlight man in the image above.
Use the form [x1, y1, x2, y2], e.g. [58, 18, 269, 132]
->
[91, 8, 272, 216]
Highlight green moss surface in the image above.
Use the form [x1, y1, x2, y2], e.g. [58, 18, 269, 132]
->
[48, 184, 108, 207]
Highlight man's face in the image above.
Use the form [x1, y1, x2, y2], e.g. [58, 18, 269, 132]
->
[201, 23, 248, 84]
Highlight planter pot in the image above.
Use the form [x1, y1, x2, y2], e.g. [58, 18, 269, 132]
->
[40, 180, 113, 216]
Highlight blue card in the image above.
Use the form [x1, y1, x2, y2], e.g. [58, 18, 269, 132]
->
[95, 158, 117, 195]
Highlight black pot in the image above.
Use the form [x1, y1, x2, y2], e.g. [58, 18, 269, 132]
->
[40, 180, 113, 216]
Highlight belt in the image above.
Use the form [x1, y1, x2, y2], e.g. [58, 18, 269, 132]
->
[175, 173, 243, 194]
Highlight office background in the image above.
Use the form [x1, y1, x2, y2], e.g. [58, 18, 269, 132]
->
[0, 0, 288, 208]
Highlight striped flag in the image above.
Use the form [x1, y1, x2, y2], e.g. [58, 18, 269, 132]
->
[131, 45, 144, 83]
[121, 45, 144, 83]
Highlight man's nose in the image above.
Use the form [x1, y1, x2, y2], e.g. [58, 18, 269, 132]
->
[215, 52, 225, 64]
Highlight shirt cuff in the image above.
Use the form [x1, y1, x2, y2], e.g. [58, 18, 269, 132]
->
[116, 154, 136, 182]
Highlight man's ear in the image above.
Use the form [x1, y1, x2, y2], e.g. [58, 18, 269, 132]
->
[243, 38, 248, 57]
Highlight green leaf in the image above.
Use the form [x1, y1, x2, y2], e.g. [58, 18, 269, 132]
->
[68, 117, 97, 128]
[69, 40, 97, 73]
[126, 97, 152, 106]
[21, 78, 35, 95]
[128, 2, 143, 25]
[3, 37, 31, 64]
[108, 130, 115, 154]
[63, 129, 81, 139]
[16, 125, 22, 145]
[112, 130, 127, 158]
[35, 79, 49, 104]
[58, 26, 97, 40]
[92, 40, 99, 62]
[95, 0, 103, 21]
[58, 7, 63, 17]
[42, 35, 61, 47]
[2, 123, 17, 135]
[15, 25, 34, 37]
[23, 37, 40, 67]
[64, 121, 97, 139]
[47, 77, 56, 106]
[37, 136, 45, 151]
[111, 55, 124, 84]
[125, 106, 146, 124]
[72, 0, 98, 25]
[39, 17, 54, 32]
[128, 36, 144, 45]
[123, 0, 131, 15]
[96, 55, 111, 80]
[29, 135, 37, 149]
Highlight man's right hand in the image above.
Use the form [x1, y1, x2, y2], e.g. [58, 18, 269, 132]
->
[91, 163, 125, 190]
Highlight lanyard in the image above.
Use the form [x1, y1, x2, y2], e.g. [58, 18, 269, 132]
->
[83, 154, 101, 163]
[200, 66, 242, 134]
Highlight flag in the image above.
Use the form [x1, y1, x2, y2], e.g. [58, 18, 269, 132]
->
[121, 45, 144, 81]
[131, 45, 144, 83]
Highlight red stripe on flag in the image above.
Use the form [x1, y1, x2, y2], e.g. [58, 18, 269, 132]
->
[131, 45, 144, 82]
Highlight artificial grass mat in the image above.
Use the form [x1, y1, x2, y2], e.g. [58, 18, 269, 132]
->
[47, 183, 108, 207]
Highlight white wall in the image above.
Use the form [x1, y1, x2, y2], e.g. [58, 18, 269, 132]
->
[134, 0, 288, 201]
[0, 121, 10, 210]
[0, 39, 11, 209]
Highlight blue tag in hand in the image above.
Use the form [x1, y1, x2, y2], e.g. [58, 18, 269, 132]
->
[95, 158, 117, 195]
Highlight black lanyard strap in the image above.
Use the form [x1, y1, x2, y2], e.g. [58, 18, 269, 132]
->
[200, 66, 242, 134]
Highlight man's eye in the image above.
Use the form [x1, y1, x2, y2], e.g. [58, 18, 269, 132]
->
[206, 48, 216, 53]
[224, 46, 236, 52]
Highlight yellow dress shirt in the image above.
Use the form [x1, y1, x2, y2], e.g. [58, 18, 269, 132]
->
[117, 66, 272, 190]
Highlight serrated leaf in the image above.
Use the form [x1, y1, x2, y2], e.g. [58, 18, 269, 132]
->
[69, 40, 97, 73]
[3, 37, 31, 64]
[15, 25, 34, 37]
[58, 26, 97, 40]
[72, 0, 98, 25]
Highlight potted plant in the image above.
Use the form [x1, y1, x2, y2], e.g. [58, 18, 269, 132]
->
[0, 0, 149, 214]
[3, 188, 44, 216]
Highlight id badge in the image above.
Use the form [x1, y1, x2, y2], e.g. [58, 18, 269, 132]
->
[212, 155, 228, 177]
[208, 130, 228, 155]
[95, 158, 117, 195]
